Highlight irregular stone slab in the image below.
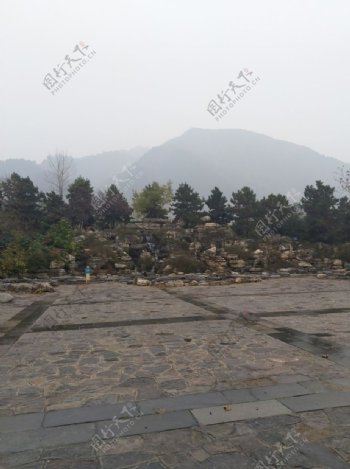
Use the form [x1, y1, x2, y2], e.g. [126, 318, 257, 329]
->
[41, 460, 98, 469]
[201, 452, 253, 469]
[329, 378, 350, 389]
[44, 402, 138, 427]
[99, 452, 161, 469]
[0, 449, 42, 468]
[270, 374, 310, 384]
[0, 412, 44, 433]
[191, 400, 291, 426]
[280, 391, 350, 412]
[288, 442, 349, 469]
[221, 388, 256, 404]
[324, 406, 350, 426]
[300, 380, 330, 393]
[96, 410, 196, 438]
[0, 423, 95, 453]
[250, 383, 309, 400]
[138, 392, 227, 415]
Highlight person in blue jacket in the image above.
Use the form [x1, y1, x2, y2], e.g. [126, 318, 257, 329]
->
[84, 265, 92, 284]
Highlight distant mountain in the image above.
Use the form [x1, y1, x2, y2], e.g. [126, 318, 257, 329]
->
[132, 128, 347, 198]
[0, 159, 46, 190]
[0, 148, 146, 193]
[0, 129, 347, 198]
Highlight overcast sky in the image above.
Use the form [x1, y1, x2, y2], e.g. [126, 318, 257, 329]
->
[1, 0, 349, 162]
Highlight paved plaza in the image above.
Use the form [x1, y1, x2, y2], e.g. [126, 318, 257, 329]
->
[0, 277, 350, 468]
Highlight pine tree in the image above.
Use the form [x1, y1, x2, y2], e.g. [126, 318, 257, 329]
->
[94, 185, 132, 228]
[172, 183, 204, 227]
[67, 177, 94, 228]
[206, 187, 231, 224]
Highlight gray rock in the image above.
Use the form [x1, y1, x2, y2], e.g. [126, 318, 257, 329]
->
[0, 293, 14, 303]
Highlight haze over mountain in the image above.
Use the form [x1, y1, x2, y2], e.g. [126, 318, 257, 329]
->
[0, 129, 346, 198]
[133, 129, 346, 197]
[0, 148, 146, 194]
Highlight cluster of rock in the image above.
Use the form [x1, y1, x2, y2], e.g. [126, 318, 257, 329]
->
[0, 280, 55, 294]
[5, 219, 350, 289]
[134, 273, 261, 288]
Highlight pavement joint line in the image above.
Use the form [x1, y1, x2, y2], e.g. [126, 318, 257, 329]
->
[269, 327, 350, 369]
[255, 308, 350, 317]
[0, 297, 57, 348]
[53, 297, 170, 306]
[29, 315, 227, 332]
[163, 289, 235, 316]
[165, 290, 350, 370]
[0, 384, 344, 433]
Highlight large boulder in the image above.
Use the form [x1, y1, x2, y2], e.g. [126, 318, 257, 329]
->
[32, 282, 55, 293]
[203, 244, 217, 256]
[229, 259, 246, 269]
[298, 261, 312, 268]
[0, 293, 14, 303]
[135, 277, 151, 286]
[114, 263, 128, 270]
[50, 260, 65, 269]
[5, 283, 33, 293]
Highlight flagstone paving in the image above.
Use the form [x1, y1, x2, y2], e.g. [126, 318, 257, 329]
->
[0, 277, 349, 467]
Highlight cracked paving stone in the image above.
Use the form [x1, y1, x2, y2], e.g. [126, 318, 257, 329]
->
[286, 442, 349, 469]
[99, 452, 160, 469]
[200, 452, 254, 469]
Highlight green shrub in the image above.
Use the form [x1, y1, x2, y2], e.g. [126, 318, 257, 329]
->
[337, 243, 350, 262]
[45, 219, 75, 252]
[168, 255, 206, 273]
[26, 240, 51, 273]
[0, 241, 27, 276]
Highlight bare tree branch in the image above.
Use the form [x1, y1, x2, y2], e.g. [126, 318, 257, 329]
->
[46, 153, 74, 197]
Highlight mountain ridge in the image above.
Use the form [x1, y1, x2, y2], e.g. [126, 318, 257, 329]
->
[0, 129, 346, 197]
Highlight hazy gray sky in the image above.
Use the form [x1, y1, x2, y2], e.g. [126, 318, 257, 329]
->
[1, 0, 349, 162]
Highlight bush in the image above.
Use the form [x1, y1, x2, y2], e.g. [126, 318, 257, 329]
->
[168, 255, 206, 273]
[26, 240, 51, 273]
[337, 243, 350, 262]
[0, 241, 27, 276]
[45, 219, 75, 251]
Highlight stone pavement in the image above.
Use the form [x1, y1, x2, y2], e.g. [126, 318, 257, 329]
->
[0, 277, 350, 468]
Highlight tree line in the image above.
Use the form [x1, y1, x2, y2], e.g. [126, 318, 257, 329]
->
[1, 172, 350, 246]
[1, 168, 350, 275]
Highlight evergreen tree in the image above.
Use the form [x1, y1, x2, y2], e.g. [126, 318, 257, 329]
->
[0, 173, 43, 231]
[301, 180, 338, 243]
[43, 191, 67, 226]
[172, 183, 204, 227]
[94, 185, 132, 228]
[257, 193, 304, 239]
[230, 186, 258, 237]
[206, 186, 231, 224]
[67, 177, 94, 228]
[336, 196, 350, 242]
